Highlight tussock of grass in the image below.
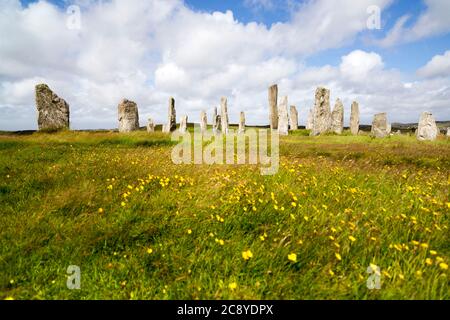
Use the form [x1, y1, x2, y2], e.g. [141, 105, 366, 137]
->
[0, 131, 449, 300]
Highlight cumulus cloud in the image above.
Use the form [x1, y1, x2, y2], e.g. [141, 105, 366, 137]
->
[0, 0, 448, 131]
[417, 50, 450, 79]
[376, 0, 450, 47]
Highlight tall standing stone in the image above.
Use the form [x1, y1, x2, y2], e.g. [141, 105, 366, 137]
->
[179, 115, 188, 134]
[269, 84, 278, 130]
[278, 96, 289, 136]
[118, 99, 139, 132]
[371, 113, 390, 138]
[163, 97, 176, 133]
[306, 108, 314, 130]
[200, 111, 208, 134]
[289, 105, 298, 131]
[416, 112, 438, 141]
[220, 97, 229, 135]
[331, 99, 344, 134]
[212, 107, 218, 135]
[238, 112, 246, 134]
[350, 101, 360, 135]
[311, 87, 331, 136]
[147, 118, 155, 133]
[35, 84, 70, 131]
[216, 114, 222, 133]
[447, 128, 450, 137]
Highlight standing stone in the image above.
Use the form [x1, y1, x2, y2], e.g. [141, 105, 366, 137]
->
[306, 108, 314, 130]
[331, 99, 344, 134]
[447, 128, 450, 137]
[179, 115, 188, 134]
[35, 84, 70, 131]
[269, 84, 278, 130]
[200, 111, 208, 134]
[147, 118, 155, 133]
[311, 87, 331, 136]
[371, 113, 390, 138]
[416, 112, 438, 141]
[118, 99, 139, 132]
[220, 97, 229, 135]
[212, 107, 218, 135]
[163, 97, 176, 133]
[216, 114, 222, 133]
[289, 106, 298, 131]
[278, 96, 289, 136]
[238, 112, 246, 134]
[350, 101, 360, 135]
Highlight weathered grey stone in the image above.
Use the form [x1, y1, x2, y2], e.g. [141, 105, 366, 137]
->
[416, 112, 438, 141]
[220, 97, 229, 135]
[371, 113, 390, 138]
[147, 118, 155, 133]
[163, 97, 176, 133]
[331, 99, 344, 134]
[216, 114, 222, 133]
[118, 99, 139, 132]
[269, 84, 278, 130]
[447, 128, 450, 137]
[179, 115, 188, 134]
[35, 84, 70, 131]
[212, 107, 218, 135]
[238, 112, 245, 134]
[200, 111, 207, 134]
[311, 87, 331, 136]
[278, 96, 289, 136]
[306, 108, 314, 130]
[350, 101, 360, 135]
[289, 105, 298, 131]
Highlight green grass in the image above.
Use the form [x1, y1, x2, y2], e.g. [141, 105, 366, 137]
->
[0, 130, 449, 300]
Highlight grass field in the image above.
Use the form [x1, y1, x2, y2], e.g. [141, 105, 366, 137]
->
[0, 129, 449, 300]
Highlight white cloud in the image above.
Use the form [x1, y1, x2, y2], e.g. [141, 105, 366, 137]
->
[417, 50, 450, 78]
[376, 0, 450, 47]
[339, 50, 384, 82]
[0, 0, 448, 131]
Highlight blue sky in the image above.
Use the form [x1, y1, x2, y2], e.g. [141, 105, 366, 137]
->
[3, 0, 449, 130]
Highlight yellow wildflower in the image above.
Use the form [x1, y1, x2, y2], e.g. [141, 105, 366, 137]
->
[242, 250, 253, 260]
[288, 253, 297, 263]
[228, 282, 237, 290]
